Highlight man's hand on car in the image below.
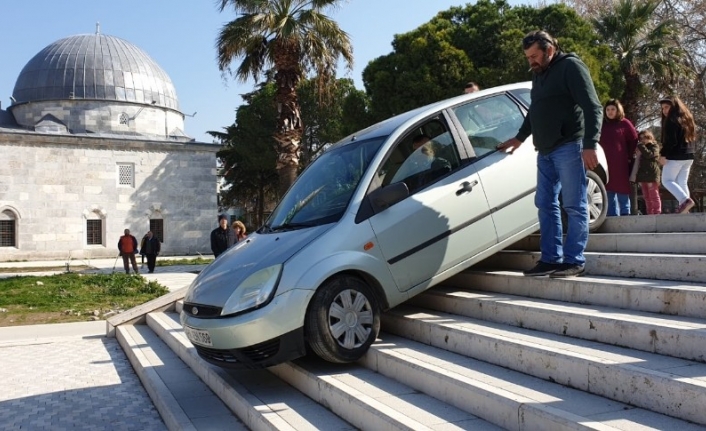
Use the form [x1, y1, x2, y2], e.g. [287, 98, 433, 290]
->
[497, 138, 523, 154]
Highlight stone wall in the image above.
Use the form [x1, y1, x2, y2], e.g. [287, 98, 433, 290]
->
[10, 100, 185, 139]
[0, 130, 219, 262]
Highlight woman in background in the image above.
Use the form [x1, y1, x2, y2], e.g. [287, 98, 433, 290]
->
[599, 99, 638, 217]
[232, 220, 248, 243]
[659, 97, 696, 214]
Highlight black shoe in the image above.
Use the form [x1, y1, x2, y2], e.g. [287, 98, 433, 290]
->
[523, 261, 560, 276]
[549, 263, 586, 278]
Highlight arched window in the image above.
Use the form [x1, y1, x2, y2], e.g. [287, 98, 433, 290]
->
[0, 210, 17, 247]
[84, 208, 106, 246]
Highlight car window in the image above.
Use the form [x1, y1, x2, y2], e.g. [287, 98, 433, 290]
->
[451, 94, 525, 157]
[264, 137, 384, 231]
[377, 119, 460, 194]
[510, 88, 531, 107]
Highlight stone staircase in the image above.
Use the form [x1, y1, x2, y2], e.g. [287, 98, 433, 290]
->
[108, 213, 706, 430]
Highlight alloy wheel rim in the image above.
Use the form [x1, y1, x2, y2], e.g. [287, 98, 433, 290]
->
[587, 177, 604, 223]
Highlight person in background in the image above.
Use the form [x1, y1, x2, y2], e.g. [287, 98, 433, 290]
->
[631, 130, 662, 215]
[211, 215, 234, 258]
[659, 97, 696, 214]
[141, 230, 161, 273]
[118, 228, 139, 274]
[599, 99, 638, 217]
[497, 30, 603, 278]
[232, 220, 248, 243]
[463, 81, 480, 94]
[139, 232, 149, 268]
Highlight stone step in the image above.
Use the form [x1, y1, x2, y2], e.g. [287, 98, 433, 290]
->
[408, 286, 706, 362]
[474, 250, 706, 283]
[146, 311, 349, 431]
[149, 311, 498, 430]
[362, 333, 705, 431]
[509, 232, 706, 254]
[447, 270, 706, 319]
[115, 324, 246, 431]
[269, 360, 498, 430]
[599, 213, 706, 234]
[382, 305, 706, 425]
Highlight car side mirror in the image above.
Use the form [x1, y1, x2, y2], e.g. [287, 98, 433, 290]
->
[368, 182, 409, 213]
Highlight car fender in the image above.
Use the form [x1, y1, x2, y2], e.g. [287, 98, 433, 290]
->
[594, 144, 609, 185]
[281, 249, 403, 326]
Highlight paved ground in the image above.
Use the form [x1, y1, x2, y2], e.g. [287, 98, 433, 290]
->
[0, 257, 203, 431]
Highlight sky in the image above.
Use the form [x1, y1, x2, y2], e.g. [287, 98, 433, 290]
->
[1, 1, 522, 143]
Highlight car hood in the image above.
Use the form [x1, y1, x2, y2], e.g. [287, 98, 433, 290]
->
[185, 224, 334, 307]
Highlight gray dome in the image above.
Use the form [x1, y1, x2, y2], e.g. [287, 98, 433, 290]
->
[12, 33, 179, 110]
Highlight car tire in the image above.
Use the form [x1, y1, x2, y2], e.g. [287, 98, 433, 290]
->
[305, 275, 381, 363]
[586, 170, 607, 232]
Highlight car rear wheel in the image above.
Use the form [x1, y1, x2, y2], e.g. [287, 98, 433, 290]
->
[305, 275, 381, 363]
[587, 170, 607, 232]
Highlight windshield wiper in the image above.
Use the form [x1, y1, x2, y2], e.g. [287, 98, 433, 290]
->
[267, 222, 317, 232]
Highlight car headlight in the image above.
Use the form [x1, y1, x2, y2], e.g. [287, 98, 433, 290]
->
[221, 264, 282, 316]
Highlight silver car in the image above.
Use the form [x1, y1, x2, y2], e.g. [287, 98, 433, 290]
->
[181, 82, 609, 368]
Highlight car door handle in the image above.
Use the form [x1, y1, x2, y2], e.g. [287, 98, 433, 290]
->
[456, 180, 478, 195]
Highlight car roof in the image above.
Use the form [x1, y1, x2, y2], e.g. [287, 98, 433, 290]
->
[333, 81, 532, 148]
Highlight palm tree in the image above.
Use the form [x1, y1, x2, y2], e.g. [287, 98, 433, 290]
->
[216, 0, 354, 197]
[592, 0, 683, 124]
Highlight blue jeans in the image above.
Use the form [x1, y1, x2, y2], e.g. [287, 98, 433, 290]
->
[536, 141, 588, 266]
[607, 192, 631, 216]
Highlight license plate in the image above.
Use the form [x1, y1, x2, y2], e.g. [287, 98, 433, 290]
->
[184, 326, 212, 347]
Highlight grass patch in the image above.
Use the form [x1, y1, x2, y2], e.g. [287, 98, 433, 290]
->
[0, 266, 91, 274]
[0, 273, 169, 327]
[156, 257, 213, 267]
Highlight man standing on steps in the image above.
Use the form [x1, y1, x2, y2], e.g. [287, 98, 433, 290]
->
[497, 30, 603, 278]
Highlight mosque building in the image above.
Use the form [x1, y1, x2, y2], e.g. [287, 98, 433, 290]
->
[0, 27, 219, 262]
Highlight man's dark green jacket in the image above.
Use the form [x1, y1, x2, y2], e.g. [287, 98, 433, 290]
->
[515, 52, 603, 155]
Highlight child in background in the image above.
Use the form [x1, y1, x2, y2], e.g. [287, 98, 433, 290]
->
[631, 130, 662, 215]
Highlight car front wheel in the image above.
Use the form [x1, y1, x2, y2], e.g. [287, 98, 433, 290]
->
[305, 275, 381, 363]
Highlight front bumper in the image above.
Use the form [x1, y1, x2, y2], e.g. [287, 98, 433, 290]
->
[192, 327, 305, 369]
[180, 288, 314, 368]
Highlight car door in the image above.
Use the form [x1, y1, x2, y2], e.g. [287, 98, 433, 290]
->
[448, 92, 538, 243]
[364, 114, 497, 292]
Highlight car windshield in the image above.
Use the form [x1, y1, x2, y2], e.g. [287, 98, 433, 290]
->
[263, 138, 385, 232]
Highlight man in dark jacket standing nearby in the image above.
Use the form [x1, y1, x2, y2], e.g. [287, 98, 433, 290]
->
[210, 215, 234, 258]
[118, 229, 139, 274]
[142, 231, 161, 273]
[498, 30, 603, 278]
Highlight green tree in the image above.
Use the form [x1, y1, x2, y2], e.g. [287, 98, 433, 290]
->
[297, 78, 374, 167]
[215, 0, 354, 197]
[210, 85, 279, 228]
[362, 0, 616, 121]
[592, 0, 684, 124]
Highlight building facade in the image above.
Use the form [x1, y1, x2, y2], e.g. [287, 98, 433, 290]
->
[0, 30, 218, 262]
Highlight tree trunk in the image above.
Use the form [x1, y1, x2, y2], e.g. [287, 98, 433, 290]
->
[273, 44, 303, 198]
[257, 182, 265, 229]
[621, 70, 641, 126]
